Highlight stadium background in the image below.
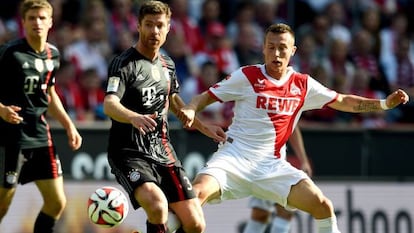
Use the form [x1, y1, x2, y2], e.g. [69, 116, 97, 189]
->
[1, 0, 414, 232]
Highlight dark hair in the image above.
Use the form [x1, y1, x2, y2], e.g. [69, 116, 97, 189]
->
[20, 0, 53, 19]
[138, 0, 171, 23]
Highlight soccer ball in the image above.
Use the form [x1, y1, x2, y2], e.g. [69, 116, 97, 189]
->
[87, 186, 129, 228]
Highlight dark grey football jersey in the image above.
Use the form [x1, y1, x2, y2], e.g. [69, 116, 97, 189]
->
[106, 48, 181, 165]
[0, 38, 60, 148]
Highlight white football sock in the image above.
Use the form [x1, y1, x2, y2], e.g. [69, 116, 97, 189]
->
[166, 211, 181, 233]
[270, 216, 291, 233]
[315, 216, 341, 233]
[243, 219, 267, 233]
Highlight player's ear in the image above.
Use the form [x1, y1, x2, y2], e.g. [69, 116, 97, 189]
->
[291, 46, 297, 57]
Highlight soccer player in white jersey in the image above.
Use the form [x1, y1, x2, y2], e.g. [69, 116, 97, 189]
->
[174, 23, 409, 233]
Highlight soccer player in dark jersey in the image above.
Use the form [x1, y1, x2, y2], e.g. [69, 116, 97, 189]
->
[103, 1, 226, 233]
[0, 1, 82, 233]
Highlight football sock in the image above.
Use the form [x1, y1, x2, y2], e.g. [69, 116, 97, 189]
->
[270, 216, 291, 233]
[243, 219, 267, 233]
[146, 221, 167, 233]
[33, 211, 56, 233]
[167, 211, 181, 232]
[315, 216, 341, 233]
[175, 227, 185, 233]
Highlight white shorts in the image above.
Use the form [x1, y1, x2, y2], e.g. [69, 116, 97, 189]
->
[197, 139, 309, 208]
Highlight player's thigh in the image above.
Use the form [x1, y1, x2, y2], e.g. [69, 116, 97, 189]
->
[35, 176, 66, 206]
[192, 173, 221, 204]
[169, 198, 204, 228]
[287, 178, 330, 215]
[135, 182, 168, 213]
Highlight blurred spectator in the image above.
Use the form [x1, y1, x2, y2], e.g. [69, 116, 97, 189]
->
[226, 0, 263, 50]
[112, 28, 135, 55]
[233, 23, 263, 66]
[49, 23, 76, 56]
[348, 68, 387, 128]
[321, 38, 356, 92]
[169, 0, 206, 54]
[357, 6, 382, 57]
[64, 18, 111, 82]
[55, 60, 85, 121]
[296, 13, 331, 59]
[386, 36, 414, 123]
[79, 68, 107, 121]
[350, 28, 390, 95]
[254, 0, 282, 31]
[323, 1, 352, 45]
[379, 12, 409, 82]
[180, 60, 230, 127]
[0, 18, 13, 44]
[198, 0, 221, 36]
[163, 26, 200, 84]
[301, 65, 339, 124]
[107, 0, 138, 49]
[196, 21, 240, 78]
[291, 33, 319, 75]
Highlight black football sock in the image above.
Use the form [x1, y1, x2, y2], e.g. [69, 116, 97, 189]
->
[33, 211, 56, 233]
[146, 220, 167, 233]
[175, 227, 186, 233]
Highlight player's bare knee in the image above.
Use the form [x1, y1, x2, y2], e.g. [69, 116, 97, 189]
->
[251, 208, 271, 223]
[146, 203, 168, 223]
[311, 197, 335, 219]
[182, 219, 206, 233]
[44, 197, 67, 216]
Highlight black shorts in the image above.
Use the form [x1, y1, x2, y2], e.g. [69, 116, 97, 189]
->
[108, 151, 195, 209]
[0, 145, 62, 188]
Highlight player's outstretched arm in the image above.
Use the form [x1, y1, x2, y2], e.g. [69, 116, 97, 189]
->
[328, 89, 409, 113]
[176, 91, 217, 128]
[170, 93, 226, 143]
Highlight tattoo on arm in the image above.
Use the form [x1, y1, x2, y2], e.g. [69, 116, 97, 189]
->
[353, 101, 381, 112]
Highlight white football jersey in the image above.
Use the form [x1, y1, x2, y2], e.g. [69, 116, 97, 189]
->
[208, 65, 338, 162]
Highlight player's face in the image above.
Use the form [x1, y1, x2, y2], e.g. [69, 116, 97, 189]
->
[262, 32, 296, 79]
[138, 14, 170, 51]
[22, 8, 53, 41]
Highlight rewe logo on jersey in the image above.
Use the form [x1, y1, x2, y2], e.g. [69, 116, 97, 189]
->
[256, 95, 301, 115]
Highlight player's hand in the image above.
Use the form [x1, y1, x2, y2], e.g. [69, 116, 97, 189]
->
[386, 89, 409, 108]
[0, 105, 24, 124]
[203, 124, 227, 143]
[130, 112, 158, 135]
[177, 106, 196, 128]
[67, 127, 82, 151]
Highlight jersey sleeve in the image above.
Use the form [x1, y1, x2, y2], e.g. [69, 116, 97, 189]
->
[106, 57, 127, 98]
[208, 68, 249, 102]
[302, 75, 338, 110]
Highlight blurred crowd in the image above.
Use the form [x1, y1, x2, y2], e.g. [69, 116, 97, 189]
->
[1, 0, 413, 128]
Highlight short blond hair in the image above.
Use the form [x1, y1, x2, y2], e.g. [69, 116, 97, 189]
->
[20, 0, 53, 19]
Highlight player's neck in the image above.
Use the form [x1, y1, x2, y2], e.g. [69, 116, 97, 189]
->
[264, 64, 285, 80]
[26, 36, 47, 53]
[135, 42, 158, 61]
